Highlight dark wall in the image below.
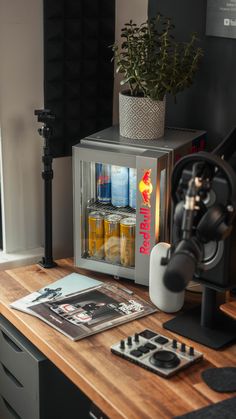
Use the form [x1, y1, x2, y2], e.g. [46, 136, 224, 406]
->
[44, 0, 115, 157]
[149, 0, 236, 149]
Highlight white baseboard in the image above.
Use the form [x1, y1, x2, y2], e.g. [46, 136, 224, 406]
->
[0, 247, 44, 270]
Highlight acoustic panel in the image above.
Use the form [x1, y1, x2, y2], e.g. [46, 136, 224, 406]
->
[44, 0, 115, 157]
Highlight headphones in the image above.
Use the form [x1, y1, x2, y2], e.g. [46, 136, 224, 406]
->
[163, 151, 236, 293]
[172, 151, 236, 244]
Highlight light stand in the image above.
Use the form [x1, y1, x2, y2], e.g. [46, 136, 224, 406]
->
[35, 109, 57, 268]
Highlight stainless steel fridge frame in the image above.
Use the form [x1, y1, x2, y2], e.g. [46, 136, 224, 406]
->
[73, 126, 206, 285]
[73, 141, 169, 285]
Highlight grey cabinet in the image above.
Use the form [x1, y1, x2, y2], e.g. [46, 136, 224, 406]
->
[0, 315, 90, 419]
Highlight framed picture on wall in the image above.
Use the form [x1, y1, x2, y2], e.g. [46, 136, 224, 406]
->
[206, 0, 236, 39]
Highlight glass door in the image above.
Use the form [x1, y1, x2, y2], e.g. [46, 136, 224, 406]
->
[73, 142, 169, 283]
[87, 163, 137, 266]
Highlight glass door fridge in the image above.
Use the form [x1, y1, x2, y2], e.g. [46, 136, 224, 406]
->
[73, 127, 206, 285]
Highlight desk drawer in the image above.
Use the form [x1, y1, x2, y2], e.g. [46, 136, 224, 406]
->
[0, 316, 44, 390]
[0, 360, 38, 419]
[0, 315, 91, 419]
[0, 393, 22, 419]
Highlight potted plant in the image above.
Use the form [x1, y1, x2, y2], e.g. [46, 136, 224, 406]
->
[112, 14, 203, 140]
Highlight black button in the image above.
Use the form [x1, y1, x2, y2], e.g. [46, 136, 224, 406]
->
[137, 345, 150, 354]
[138, 330, 158, 339]
[155, 336, 169, 345]
[130, 350, 142, 358]
[144, 342, 157, 350]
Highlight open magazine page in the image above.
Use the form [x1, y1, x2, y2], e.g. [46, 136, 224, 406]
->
[10, 273, 102, 315]
[28, 283, 157, 341]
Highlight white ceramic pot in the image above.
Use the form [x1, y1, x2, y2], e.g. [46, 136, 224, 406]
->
[119, 91, 166, 140]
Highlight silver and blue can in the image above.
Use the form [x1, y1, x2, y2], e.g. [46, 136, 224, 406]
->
[96, 163, 111, 204]
[129, 168, 137, 209]
[111, 165, 129, 207]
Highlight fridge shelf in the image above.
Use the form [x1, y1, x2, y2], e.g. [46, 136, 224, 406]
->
[83, 253, 135, 270]
[87, 200, 136, 218]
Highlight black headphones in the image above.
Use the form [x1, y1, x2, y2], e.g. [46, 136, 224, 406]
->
[172, 151, 236, 243]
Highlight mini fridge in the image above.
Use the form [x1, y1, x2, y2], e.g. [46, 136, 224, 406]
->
[73, 126, 206, 285]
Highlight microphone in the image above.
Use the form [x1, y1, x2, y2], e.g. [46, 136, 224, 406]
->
[149, 243, 185, 313]
[163, 160, 204, 293]
[163, 238, 203, 293]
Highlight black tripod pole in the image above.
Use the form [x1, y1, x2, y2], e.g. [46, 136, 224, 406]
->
[41, 132, 57, 268]
[35, 109, 57, 268]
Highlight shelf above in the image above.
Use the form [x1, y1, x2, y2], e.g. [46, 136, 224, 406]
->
[87, 200, 136, 218]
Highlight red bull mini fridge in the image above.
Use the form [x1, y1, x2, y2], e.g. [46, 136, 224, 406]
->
[73, 126, 206, 285]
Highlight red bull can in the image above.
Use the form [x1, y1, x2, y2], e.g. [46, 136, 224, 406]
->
[111, 165, 129, 207]
[120, 217, 136, 267]
[104, 214, 122, 264]
[96, 163, 111, 204]
[88, 212, 104, 259]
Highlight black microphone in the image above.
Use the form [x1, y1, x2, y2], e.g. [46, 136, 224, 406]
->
[163, 238, 203, 293]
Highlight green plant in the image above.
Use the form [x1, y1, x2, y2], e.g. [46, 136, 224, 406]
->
[112, 14, 203, 101]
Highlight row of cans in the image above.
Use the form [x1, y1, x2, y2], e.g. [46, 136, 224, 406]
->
[88, 211, 136, 268]
[96, 163, 137, 209]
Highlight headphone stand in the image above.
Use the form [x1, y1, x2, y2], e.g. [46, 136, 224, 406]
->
[163, 284, 236, 349]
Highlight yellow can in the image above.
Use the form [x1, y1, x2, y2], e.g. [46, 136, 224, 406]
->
[88, 212, 104, 259]
[104, 214, 122, 264]
[120, 218, 136, 267]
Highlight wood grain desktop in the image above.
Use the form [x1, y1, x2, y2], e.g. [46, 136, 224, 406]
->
[0, 259, 235, 419]
[220, 300, 236, 320]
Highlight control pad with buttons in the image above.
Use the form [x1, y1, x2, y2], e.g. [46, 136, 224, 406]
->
[111, 329, 203, 378]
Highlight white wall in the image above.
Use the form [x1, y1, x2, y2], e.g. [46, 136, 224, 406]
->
[0, 0, 147, 264]
[0, 0, 73, 262]
[0, 0, 44, 253]
[114, 0, 148, 123]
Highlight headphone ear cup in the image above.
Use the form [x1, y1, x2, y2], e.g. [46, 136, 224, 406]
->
[173, 201, 184, 242]
[197, 205, 231, 242]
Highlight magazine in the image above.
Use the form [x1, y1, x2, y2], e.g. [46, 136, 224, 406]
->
[10, 273, 102, 315]
[28, 282, 157, 341]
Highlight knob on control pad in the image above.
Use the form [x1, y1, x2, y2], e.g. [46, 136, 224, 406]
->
[181, 343, 186, 352]
[172, 339, 177, 349]
[150, 351, 180, 369]
[189, 347, 194, 356]
[134, 333, 139, 343]
[127, 336, 132, 346]
[120, 340, 125, 350]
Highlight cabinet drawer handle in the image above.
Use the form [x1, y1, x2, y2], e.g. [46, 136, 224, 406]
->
[1, 363, 23, 388]
[1, 331, 22, 352]
[2, 396, 22, 419]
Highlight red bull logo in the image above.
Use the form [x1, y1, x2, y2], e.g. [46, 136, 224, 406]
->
[139, 207, 151, 255]
[139, 169, 153, 207]
[138, 169, 153, 255]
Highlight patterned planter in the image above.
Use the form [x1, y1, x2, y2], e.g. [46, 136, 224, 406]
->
[119, 92, 166, 140]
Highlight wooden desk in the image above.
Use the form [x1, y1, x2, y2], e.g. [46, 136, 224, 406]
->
[220, 300, 236, 320]
[0, 259, 235, 419]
